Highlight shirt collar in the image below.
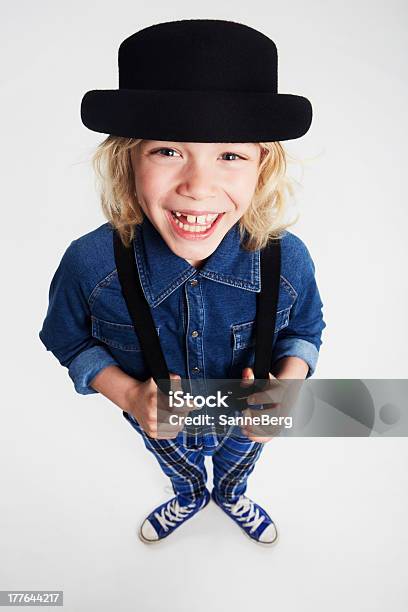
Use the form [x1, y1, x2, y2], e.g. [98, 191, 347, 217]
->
[133, 214, 261, 307]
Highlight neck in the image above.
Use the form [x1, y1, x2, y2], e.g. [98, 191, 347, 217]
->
[186, 258, 205, 269]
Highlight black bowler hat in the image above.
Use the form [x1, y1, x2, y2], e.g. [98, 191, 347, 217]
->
[80, 18, 313, 142]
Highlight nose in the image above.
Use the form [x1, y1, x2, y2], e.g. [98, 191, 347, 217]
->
[176, 161, 217, 201]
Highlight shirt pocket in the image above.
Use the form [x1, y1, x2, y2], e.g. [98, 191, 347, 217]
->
[91, 316, 160, 352]
[229, 307, 292, 375]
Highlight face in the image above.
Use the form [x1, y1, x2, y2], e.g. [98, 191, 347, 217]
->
[130, 141, 262, 267]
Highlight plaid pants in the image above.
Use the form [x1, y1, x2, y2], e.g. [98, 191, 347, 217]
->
[122, 411, 265, 507]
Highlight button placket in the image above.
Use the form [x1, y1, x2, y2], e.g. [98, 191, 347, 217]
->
[185, 277, 205, 379]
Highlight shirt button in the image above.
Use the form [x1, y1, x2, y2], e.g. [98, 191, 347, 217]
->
[191, 330, 199, 338]
[190, 279, 199, 287]
[192, 367, 200, 373]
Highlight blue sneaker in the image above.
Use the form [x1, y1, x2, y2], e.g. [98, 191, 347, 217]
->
[139, 489, 211, 543]
[211, 489, 278, 545]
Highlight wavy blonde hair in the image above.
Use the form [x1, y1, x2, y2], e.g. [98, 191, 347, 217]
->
[91, 136, 303, 250]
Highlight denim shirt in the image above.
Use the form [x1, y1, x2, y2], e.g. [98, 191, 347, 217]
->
[39, 216, 326, 399]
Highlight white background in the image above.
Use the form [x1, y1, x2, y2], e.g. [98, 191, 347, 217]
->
[1, 1, 407, 611]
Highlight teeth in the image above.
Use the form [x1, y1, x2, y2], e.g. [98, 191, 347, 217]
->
[170, 210, 222, 233]
[172, 211, 219, 224]
[174, 219, 212, 232]
[172, 211, 218, 232]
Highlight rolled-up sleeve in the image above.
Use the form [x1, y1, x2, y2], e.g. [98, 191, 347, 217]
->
[272, 249, 326, 378]
[39, 241, 120, 394]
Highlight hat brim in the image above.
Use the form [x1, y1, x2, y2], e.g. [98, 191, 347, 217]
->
[80, 89, 312, 142]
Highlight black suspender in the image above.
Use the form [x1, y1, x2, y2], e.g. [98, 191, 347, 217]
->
[113, 229, 171, 395]
[113, 229, 281, 399]
[254, 236, 281, 383]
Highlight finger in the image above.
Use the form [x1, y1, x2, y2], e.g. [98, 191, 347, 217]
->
[155, 416, 183, 436]
[169, 372, 183, 400]
[241, 424, 252, 437]
[243, 422, 264, 437]
[252, 436, 273, 443]
[242, 429, 269, 442]
[246, 394, 263, 406]
[169, 372, 182, 388]
[155, 428, 182, 439]
[156, 408, 182, 426]
[154, 430, 179, 439]
[157, 374, 184, 412]
[241, 369, 276, 390]
[169, 398, 204, 417]
[241, 406, 278, 438]
[240, 367, 254, 387]
[167, 374, 206, 415]
[242, 426, 273, 443]
[247, 384, 284, 406]
[241, 408, 254, 437]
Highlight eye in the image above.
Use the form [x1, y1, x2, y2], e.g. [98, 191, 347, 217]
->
[151, 147, 180, 157]
[150, 148, 246, 161]
[221, 152, 245, 161]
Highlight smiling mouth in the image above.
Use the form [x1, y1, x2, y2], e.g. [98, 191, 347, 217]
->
[169, 210, 223, 232]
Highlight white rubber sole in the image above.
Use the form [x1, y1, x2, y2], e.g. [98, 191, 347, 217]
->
[138, 494, 211, 545]
[240, 522, 279, 546]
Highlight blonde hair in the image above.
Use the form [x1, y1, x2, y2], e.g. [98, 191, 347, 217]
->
[91, 136, 302, 250]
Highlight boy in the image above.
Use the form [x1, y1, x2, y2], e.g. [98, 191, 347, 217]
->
[39, 19, 325, 545]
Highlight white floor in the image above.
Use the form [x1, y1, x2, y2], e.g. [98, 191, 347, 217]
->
[2, 381, 407, 612]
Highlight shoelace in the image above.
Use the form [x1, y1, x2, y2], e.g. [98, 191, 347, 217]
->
[154, 498, 196, 532]
[223, 495, 265, 534]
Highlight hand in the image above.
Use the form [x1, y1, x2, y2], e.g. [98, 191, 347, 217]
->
[239, 368, 277, 442]
[239, 367, 301, 442]
[126, 373, 194, 439]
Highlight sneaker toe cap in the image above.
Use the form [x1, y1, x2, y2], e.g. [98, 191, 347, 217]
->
[259, 522, 278, 544]
[140, 519, 159, 541]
